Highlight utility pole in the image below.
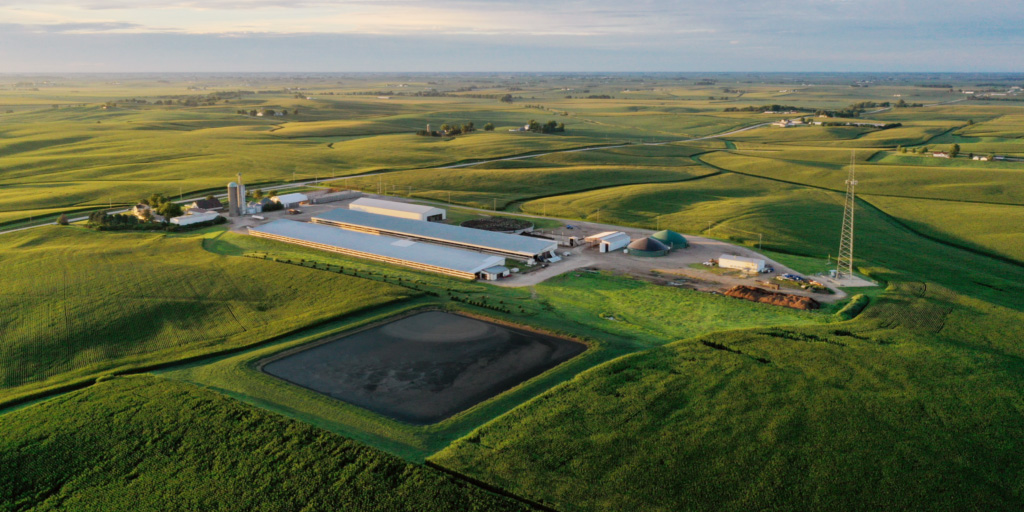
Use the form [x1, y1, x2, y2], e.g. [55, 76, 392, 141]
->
[758, 233, 762, 251]
[493, 198, 497, 211]
[448, 191, 451, 204]
[836, 151, 858, 279]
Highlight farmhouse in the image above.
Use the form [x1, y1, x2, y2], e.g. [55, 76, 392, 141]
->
[248, 219, 505, 280]
[131, 203, 152, 220]
[312, 209, 558, 261]
[718, 254, 766, 272]
[349, 197, 446, 221]
[272, 193, 308, 208]
[932, 152, 951, 158]
[584, 231, 631, 253]
[170, 211, 220, 226]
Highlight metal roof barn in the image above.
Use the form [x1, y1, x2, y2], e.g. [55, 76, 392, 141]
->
[169, 211, 220, 226]
[584, 231, 631, 253]
[349, 197, 446, 221]
[248, 220, 505, 280]
[272, 193, 308, 207]
[312, 208, 557, 261]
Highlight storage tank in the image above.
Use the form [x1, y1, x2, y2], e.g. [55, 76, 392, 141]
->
[227, 182, 238, 217]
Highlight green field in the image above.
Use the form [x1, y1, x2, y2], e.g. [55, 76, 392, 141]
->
[432, 283, 1024, 511]
[2, 73, 1024, 510]
[0, 226, 414, 406]
[0, 376, 529, 511]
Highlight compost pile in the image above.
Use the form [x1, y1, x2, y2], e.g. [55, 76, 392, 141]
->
[724, 285, 821, 310]
[461, 217, 533, 232]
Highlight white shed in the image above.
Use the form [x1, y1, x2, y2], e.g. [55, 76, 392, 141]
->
[718, 254, 766, 272]
[272, 193, 309, 208]
[585, 231, 631, 253]
[349, 197, 446, 222]
[170, 211, 220, 226]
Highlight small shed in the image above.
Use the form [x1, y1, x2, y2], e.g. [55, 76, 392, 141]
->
[651, 230, 688, 250]
[584, 231, 631, 253]
[272, 193, 309, 208]
[479, 265, 511, 281]
[718, 254, 766, 272]
[626, 237, 670, 257]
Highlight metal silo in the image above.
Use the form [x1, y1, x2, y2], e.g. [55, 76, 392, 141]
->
[227, 182, 238, 216]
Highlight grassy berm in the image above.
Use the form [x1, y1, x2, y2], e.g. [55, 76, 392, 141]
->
[0, 376, 531, 512]
[433, 282, 1024, 511]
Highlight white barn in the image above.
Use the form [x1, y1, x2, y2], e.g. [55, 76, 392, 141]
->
[170, 211, 220, 226]
[718, 254, 766, 272]
[272, 193, 309, 208]
[584, 231, 631, 253]
[349, 197, 446, 222]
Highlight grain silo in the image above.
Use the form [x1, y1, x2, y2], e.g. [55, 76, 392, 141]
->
[227, 182, 239, 217]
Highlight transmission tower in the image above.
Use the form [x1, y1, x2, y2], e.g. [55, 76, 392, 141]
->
[836, 152, 857, 279]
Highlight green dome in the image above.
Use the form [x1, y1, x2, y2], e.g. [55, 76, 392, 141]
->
[626, 237, 670, 257]
[652, 230, 688, 249]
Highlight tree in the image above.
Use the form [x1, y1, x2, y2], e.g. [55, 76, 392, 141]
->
[483, 123, 495, 131]
[253, 189, 264, 200]
[57, 214, 69, 226]
[158, 202, 183, 218]
[967, 119, 975, 125]
[499, 94, 514, 103]
[205, 195, 216, 201]
[895, 98, 908, 108]
[950, 144, 960, 157]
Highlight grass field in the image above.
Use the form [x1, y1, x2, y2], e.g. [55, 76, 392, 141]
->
[862, 195, 1024, 263]
[432, 283, 1024, 511]
[0, 226, 414, 406]
[0, 376, 530, 511]
[3, 74, 1024, 510]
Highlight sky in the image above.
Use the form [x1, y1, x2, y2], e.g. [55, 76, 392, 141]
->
[0, 0, 1021, 72]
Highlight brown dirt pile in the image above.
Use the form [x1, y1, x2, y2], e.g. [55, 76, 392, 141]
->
[724, 285, 820, 310]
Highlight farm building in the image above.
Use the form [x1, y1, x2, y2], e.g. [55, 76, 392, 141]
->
[584, 231, 631, 253]
[349, 197, 446, 222]
[188, 198, 224, 211]
[272, 193, 308, 208]
[626, 237, 670, 257]
[651, 230, 688, 250]
[312, 209, 558, 261]
[131, 204, 152, 220]
[247, 220, 505, 280]
[480, 265, 511, 281]
[718, 254, 766, 272]
[170, 211, 220, 226]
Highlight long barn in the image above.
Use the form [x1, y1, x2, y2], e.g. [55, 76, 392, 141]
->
[247, 220, 505, 280]
[312, 208, 558, 261]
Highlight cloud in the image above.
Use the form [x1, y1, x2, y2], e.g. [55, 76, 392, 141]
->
[0, 21, 146, 33]
[0, 0, 1021, 71]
